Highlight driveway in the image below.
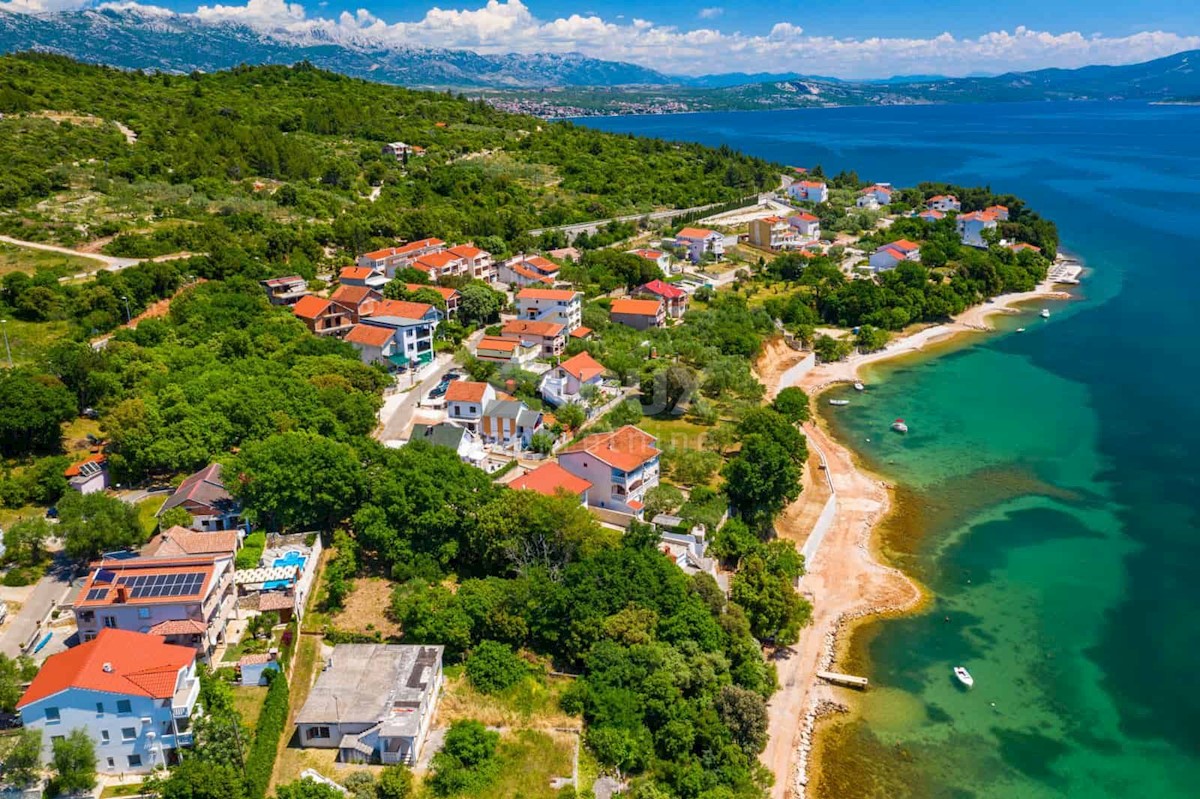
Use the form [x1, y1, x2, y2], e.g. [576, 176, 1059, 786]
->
[374, 329, 485, 444]
[0, 552, 77, 657]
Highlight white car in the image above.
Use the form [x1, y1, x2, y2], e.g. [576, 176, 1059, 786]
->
[0, 600, 8, 625]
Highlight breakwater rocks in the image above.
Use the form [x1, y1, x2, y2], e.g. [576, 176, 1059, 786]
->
[791, 697, 849, 795]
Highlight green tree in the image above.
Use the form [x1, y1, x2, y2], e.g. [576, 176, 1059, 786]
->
[158, 505, 194, 531]
[465, 640, 527, 694]
[3, 516, 52, 566]
[554, 402, 586, 431]
[643, 484, 684, 517]
[458, 283, 505, 326]
[374, 765, 414, 799]
[730, 555, 811, 645]
[854, 325, 890, 353]
[721, 435, 801, 525]
[771, 386, 810, 424]
[714, 684, 770, 754]
[231, 432, 365, 531]
[3, 728, 42, 786]
[0, 371, 75, 456]
[50, 728, 97, 796]
[150, 759, 246, 799]
[429, 720, 500, 796]
[275, 779, 343, 799]
[57, 491, 144, 560]
[813, 334, 851, 363]
[737, 407, 807, 464]
[528, 430, 555, 455]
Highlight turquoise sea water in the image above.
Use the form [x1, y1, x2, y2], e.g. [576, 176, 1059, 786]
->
[583, 103, 1200, 797]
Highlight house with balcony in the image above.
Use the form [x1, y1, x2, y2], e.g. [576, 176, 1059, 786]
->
[381, 142, 425, 161]
[499, 255, 560, 287]
[157, 463, 241, 533]
[926, 194, 961, 212]
[747, 216, 797, 250]
[17, 629, 200, 773]
[447, 244, 495, 282]
[957, 210, 1000, 248]
[787, 212, 821, 242]
[475, 336, 539, 367]
[985, 204, 1010, 221]
[674, 227, 724, 263]
[635, 280, 688, 319]
[358, 299, 441, 370]
[610, 298, 665, 331]
[516, 288, 582, 332]
[559, 426, 660, 516]
[356, 239, 446, 277]
[64, 453, 109, 495]
[446, 382, 496, 433]
[500, 319, 566, 357]
[292, 295, 355, 337]
[405, 284, 460, 317]
[508, 461, 591, 505]
[856, 185, 894, 209]
[788, 180, 828, 203]
[628, 248, 672, 272]
[260, 276, 309, 306]
[345, 323, 403, 368]
[73, 554, 236, 660]
[539, 351, 606, 408]
[480, 399, 544, 450]
[868, 239, 922, 272]
[411, 251, 467, 281]
[295, 644, 443, 766]
[338, 267, 388, 291]
[331, 285, 382, 319]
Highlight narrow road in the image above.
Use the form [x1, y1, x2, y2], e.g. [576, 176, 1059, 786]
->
[0, 235, 139, 271]
[374, 329, 486, 443]
[527, 197, 758, 240]
[0, 553, 76, 657]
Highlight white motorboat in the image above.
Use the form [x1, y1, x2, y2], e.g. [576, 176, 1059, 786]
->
[853, 382, 865, 391]
[1016, 327, 1026, 333]
[891, 418, 908, 434]
[829, 399, 850, 406]
[954, 666, 974, 688]
[1040, 308, 1051, 319]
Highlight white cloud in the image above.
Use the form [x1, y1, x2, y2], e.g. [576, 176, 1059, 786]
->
[4, 0, 1200, 78]
[698, 7, 722, 19]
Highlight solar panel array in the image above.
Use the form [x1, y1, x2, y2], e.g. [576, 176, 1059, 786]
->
[116, 572, 205, 599]
[86, 588, 109, 601]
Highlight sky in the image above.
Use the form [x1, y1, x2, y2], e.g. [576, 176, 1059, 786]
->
[3, 0, 1199, 78]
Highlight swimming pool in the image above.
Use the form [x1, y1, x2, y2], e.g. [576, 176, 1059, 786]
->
[272, 551, 307, 570]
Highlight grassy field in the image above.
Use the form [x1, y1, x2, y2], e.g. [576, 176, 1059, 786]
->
[438, 670, 579, 731]
[474, 729, 576, 799]
[135, 495, 166, 536]
[637, 414, 713, 452]
[0, 240, 101, 279]
[270, 634, 325, 789]
[0, 317, 73, 368]
[232, 684, 269, 730]
[330, 576, 400, 637]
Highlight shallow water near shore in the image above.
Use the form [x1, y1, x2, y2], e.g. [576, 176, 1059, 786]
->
[583, 103, 1200, 797]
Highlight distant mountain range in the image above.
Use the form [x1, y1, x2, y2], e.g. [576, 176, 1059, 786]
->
[1, 8, 1198, 112]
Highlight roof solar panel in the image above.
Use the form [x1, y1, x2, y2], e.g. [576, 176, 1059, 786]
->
[86, 588, 108, 601]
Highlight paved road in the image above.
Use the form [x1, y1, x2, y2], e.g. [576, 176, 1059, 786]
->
[0, 234, 140, 272]
[527, 200, 738, 241]
[374, 329, 486, 443]
[0, 553, 76, 658]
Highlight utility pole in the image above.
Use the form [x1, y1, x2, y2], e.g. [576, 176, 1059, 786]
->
[1, 319, 11, 368]
[121, 295, 132, 324]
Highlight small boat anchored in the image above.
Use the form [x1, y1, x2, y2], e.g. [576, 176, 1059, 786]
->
[1016, 327, 1026, 333]
[954, 666, 974, 688]
[891, 418, 908, 434]
[853, 382, 865, 391]
[829, 399, 850, 406]
[1040, 308, 1051, 319]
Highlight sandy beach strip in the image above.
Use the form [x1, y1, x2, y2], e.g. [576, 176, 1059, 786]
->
[755, 278, 1073, 799]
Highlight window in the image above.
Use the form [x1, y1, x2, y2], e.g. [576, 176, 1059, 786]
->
[96, 702, 105, 715]
[138, 608, 151, 619]
[127, 755, 142, 768]
[103, 616, 118, 629]
[305, 726, 331, 740]
[52, 735, 64, 743]
[121, 727, 137, 742]
[101, 730, 110, 744]
[45, 707, 60, 723]
[83, 632, 97, 642]
[106, 758, 115, 769]
[117, 700, 132, 715]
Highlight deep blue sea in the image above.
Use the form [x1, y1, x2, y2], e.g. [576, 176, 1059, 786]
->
[582, 103, 1200, 798]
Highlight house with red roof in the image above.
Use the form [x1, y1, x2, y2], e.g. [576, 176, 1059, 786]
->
[356, 238, 447, 278]
[558, 426, 660, 516]
[500, 319, 567, 357]
[499, 254, 560, 288]
[475, 335, 539, 367]
[957, 210, 1000, 248]
[539, 351, 607, 408]
[926, 194, 962, 212]
[446, 381, 497, 432]
[64, 453, 109, 495]
[508, 462, 592, 505]
[635, 280, 689, 319]
[260, 275, 309, 306]
[674, 227, 725, 263]
[869, 239, 923, 272]
[516, 287, 582, 332]
[628, 248, 672, 271]
[787, 212, 821, 241]
[382, 142, 425, 161]
[610, 298, 666, 331]
[748, 216, 798, 251]
[72, 552, 236, 657]
[17, 629, 200, 772]
[1007, 242, 1042, 255]
[353, 299, 442, 370]
[856, 184, 895, 209]
[985, 204, 1010, 221]
[338, 266, 388, 291]
[292, 294, 356, 337]
[158, 463, 241, 532]
[447, 244, 496, 282]
[412, 250, 467, 281]
[788, 180, 829, 203]
[331, 285, 383, 319]
[918, 209, 946, 223]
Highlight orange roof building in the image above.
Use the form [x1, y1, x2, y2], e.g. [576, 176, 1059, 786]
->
[508, 462, 592, 500]
[610, 298, 666, 330]
[558, 426, 660, 516]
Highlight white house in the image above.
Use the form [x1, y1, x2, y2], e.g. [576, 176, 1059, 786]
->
[957, 210, 1000, 248]
[479, 399, 544, 450]
[381, 142, 425, 161]
[17, 629, 200, 773]
[788, 180, 829, 203]
[445, 381, 496, 432]
[446, 244, 496, 283]
[516, 288, 582, 332]
[558, 425, 661, 516]
[787, 212, 821, 242]
[474, 336, 540, 367]
[499, 255, 560, 287]
[674, 227, 724, 263]
[868, 239, 922, 272]
[926, 194, 961, 212]
[295, 644, 443, 766]
[356, 239, 446, 277]
[539, 351, 606, 408]
[628, 248, 672, 272]
[856, 185, 894, 209]
[747, 216, 797, 250]
[985, 204, 1010, 221]
[64, 454, 109, 495]
[358, 299, 442, 370]
[408, 423, 487, 466]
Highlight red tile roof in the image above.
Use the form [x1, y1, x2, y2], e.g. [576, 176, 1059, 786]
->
[638, 280, 686, 300]
[446, 381, 490, 403]
[64, 453, 106, 477]
[415, 251, 462, 271]
[292, 294, 332, 320]
[147, 619, 207, 636]
[1008, 242, 1042, 253]
[367, 299, 436, 321]
[345, 324, 394, 347]
[789, 212, 819, 223]
[258, 593, 295, 612]
[340, 267, 375, 280]
[889, 239, 921, 252]
[143, 528, 238, 558]
[75, 556, 219, 608]
[509, 462, 592, 498]
[632, 249, 665, 260]
[448, 244, 486, 259]
[477, 336, 520, 354]
[569, 326, 593, 339]
[560, 425, 660, 472]
[610, 298, 663, 317]
[798, 180, 826, 188]
[524, 256, 559, 273]
[558, 351, 605, 382]
[676, 227, 717, 239]
[502, 319, 566, 338]
[517, 288, 578, 301]
[17, 629, 194, 708]
[239, 653, 274, 666]
[507, 262, 554, 285]
[331, 285, 379, 307]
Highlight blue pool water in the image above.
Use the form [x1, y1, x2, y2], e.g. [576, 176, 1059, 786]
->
[272, 551, 307, 570]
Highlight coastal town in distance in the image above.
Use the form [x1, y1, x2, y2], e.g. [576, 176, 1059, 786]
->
[1, 3, 1196, 799]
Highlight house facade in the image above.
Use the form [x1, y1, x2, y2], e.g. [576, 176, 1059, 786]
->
[509, 462, 591, 505]
[479, 400, 543, 449]
[674, 228, 724, 263]
[634, 280, 688, 319]
[957, 210, 1000, 248]
[338, 267, 388, 291]
[446, 382, 496, 432]
[409, 423, 486, 466]
[516, 288, 582, 332]
[158, 463, 241, 532]
[747, 216, 797, 250]
[295, 644, 443, 766]
[360, 300, 441, 369]
[788, 181, 829, 203]
[292, 295, 355, 337]
[856, 185, 894, 209]
[610, 298, 666, 331]
[539, 351, 606, 408]
[447, 245, 496, 282]
[17, 629, 200, 774]
[558, 426, 661, 516]
[331, 285, 382, 319]
[500, 319, 566, 357]
[474, 336, 539, 367]
[926, 194, 962, 212]
[868, 239, 922, 272]
[64, 454, 109, 495]
[356, 239, 446, 277]
[260, 276, 309, 306]
[499, 255, 560, 287]
[73, 554, 236, 658]
[787, 213, 821, 241]
[628, 248, 672, 272]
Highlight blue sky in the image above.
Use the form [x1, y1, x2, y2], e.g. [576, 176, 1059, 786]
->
[6, 0, 1200, 77]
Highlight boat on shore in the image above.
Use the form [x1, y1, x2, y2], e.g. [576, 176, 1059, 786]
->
[829, 399, 850, 406]
[891, 418, 908, 433]
[853, 382, 865, 391]
[954, 666, 974, 688]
